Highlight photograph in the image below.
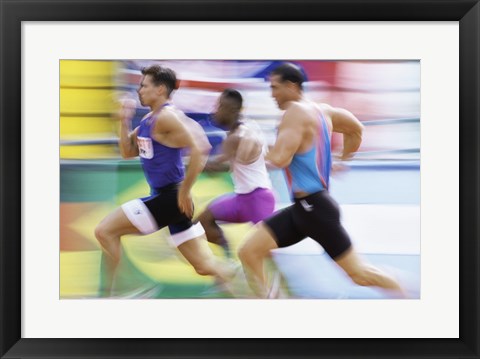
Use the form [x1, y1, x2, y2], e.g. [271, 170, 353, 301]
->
[60, 59, 420, 300]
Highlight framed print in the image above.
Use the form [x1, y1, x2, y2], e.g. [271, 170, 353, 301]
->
[1, 0, 479, 358]
[57, 58, 423, 302]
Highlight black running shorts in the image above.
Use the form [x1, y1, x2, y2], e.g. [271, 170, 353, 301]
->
[142, 183, 193, 234]
[264, 190, 352, 259]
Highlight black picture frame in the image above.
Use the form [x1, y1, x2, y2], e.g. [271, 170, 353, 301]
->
[1, 0, 479, 358]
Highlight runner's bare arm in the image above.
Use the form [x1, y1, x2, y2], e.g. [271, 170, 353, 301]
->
[325, 105, 364, 160]
[118, 100, 140, 158]
[204, 157, 230, 172]
[202, 136, 236, 172]
[265, 108, 303, 168]
[219, 126, 262, 165]
[155, 113, 210, 217]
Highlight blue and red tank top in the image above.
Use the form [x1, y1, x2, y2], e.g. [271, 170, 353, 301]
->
[136, 104, 184, 190]
[284, 108, 332, 196]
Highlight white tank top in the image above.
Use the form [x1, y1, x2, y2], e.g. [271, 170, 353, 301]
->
[231, 122, 272, 194]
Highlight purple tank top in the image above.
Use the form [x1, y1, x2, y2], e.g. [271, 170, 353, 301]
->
[136, 105, 184, 190]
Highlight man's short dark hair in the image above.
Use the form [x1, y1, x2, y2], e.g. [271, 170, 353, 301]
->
[141, 65, 178, 97]
[221, 88, 243, 110]
[270, 62, 305, 90]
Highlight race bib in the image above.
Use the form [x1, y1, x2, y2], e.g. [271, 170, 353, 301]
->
[137, 136, 154, 159]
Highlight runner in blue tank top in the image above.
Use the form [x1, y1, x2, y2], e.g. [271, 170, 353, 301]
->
[94, 65, 235, 297]
[238, 63, 405, 298]
[136, 102, 184, 190]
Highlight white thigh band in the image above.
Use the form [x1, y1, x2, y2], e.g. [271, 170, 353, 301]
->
[121, 199, 158, 234]
[170, 222, 205, 247]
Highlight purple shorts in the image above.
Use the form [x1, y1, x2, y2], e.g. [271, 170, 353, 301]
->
[208, 187, 275, 224]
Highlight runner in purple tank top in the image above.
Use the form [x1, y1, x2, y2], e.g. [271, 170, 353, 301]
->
[94, 65, 235, 297]
[196, 89, 276, 256]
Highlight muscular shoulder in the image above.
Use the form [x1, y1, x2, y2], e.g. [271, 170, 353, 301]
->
[284, 101, 306, 116]
[281, 101, 314, 128]
[179, 111, 203, 133]
[316, 103, 335, 118]
[154, 108, 182, 132]
[317, 102, 333, 113]
[223, 124, 262, 164]
[223, 125, 246, 152]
